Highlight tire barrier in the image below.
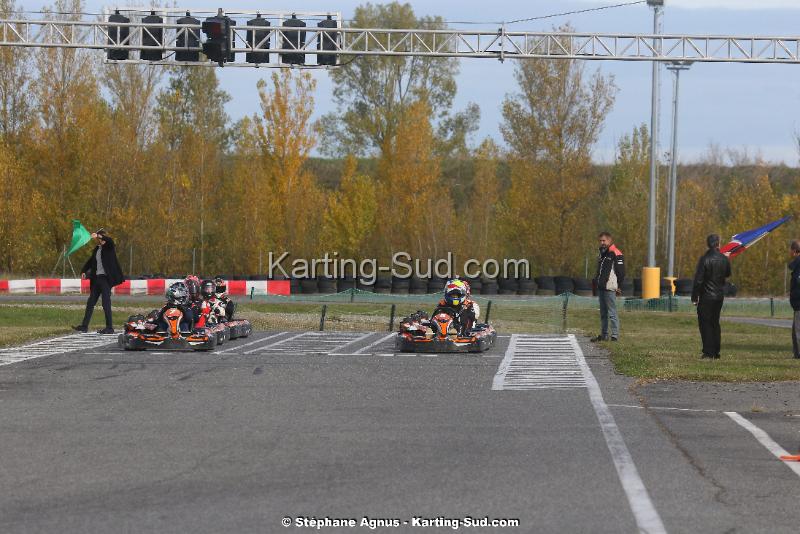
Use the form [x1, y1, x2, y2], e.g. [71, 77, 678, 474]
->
[572, 277, 593, 297]
[553, 276, 574, 295]
[674, 278, 693, 296]
[0, 278, 289, 296]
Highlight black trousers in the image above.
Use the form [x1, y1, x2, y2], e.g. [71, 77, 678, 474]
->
[697, 297, 723, 357]
[81, 275, 113, 329]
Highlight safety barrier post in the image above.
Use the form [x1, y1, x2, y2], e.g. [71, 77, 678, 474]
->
[388, 304, 396, 331]
[319, 304, 327, 331]
[668, 292, 673, 312]
[561, 293, 569, 334]
[485, 300, 492, 323]
[770, 297, 775, 317]
[350, 287, 355, 303]
[250, 287, 254, 300]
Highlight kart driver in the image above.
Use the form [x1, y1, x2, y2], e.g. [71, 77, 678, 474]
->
[433, 278, 480, 335]
[195, 279, 222, 328]
[214, 277, 236, 321]
[155, 281, 195, 332]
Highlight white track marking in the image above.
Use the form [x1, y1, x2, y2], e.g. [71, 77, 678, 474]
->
[243, 332, 307, 354]
[609, 403, 721, 414]
[245, 331, 369, 355]
[570, 335, 667, 534]
[492, 335, 586, 390]
[328, 332, 376, 355]
[0, 333, 117, 366]
[353, 332, 395, 354]
[216, 332, 287, 354]
[725, 411, 800, 478]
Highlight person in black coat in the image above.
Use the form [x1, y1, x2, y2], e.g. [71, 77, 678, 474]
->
[73, 229, 125, 334]
[787, 240, 800, 359]
[691, 234, 732, 359]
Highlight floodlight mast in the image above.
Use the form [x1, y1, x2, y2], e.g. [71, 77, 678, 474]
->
[643, 0, 664, 300]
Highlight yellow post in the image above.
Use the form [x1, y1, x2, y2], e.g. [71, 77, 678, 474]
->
[663, 276, 676, 295]
[642, 267, 661, 299]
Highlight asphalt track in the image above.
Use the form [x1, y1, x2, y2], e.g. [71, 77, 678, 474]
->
[1, 330, 800, 533]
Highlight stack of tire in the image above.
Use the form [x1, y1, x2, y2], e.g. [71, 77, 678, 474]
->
[480, 275, 499, 295]
[535, 276, 555, 296]
[674, 278, 693, 297]
[337, 276, 356, 292]
[554, 276, 575, 295]
[300, 277, 318, 294]
[465, 276, 482, 295]
[498, 277, 518, 295]
[428, 276, 446, 294]
[374, 276, 392, 294]
[517, 277, 536, 296]
[621, 278, 634, 297]
[572, 277, 593, 297]
[290, 277, 302, 294]
[317, 276, 337, 294]
[633, 278, 642, 297]
[409, 276, 428, 294]
[392, 275, 410, 294]
[356, 278, 375, 292]
[660, 278, 673, 297]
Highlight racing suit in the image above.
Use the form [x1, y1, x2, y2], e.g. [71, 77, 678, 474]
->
[433, 298, 480, 335]
[155, 303, 194, 333]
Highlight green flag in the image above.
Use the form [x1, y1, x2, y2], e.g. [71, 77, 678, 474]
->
[66, 220, 92, 256]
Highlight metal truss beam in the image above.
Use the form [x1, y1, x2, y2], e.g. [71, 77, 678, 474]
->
[1, 17, 800, 66]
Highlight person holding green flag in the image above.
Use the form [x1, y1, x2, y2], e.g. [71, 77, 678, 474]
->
[72, 228, 124, 334]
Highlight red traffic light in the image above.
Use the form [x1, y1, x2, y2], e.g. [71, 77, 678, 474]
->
[202, 20, 224, 38]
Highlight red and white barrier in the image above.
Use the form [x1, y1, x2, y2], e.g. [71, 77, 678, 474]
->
[0, 279, 290, 296]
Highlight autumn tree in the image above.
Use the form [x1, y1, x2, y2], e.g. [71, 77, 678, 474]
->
[0, 0, 31, 144]
[152, 67, 230, 273]
[233, 70, 324, 269]
[499, 45, 617, 275]
[466, 138, 502, 261]
[721, 174, 798, 295]
[600, 124, 649, 274]
[321, 156, 378, 260]
[321, 1, 478, 158]
[376, 100, 450, 260]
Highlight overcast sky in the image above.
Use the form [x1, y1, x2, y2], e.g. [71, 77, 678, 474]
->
[34, 0, 800, 164]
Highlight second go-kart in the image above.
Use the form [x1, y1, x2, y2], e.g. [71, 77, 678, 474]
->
[395, 310, 497, 353]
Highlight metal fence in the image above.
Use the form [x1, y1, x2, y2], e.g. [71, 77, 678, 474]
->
[240, 289, 795, 333]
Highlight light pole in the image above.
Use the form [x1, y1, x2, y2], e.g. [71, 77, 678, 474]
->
[666, 60, 692, 286]
[643, 0, 664, 299]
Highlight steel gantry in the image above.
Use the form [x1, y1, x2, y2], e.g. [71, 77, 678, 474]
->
[1, 11, 800, 66]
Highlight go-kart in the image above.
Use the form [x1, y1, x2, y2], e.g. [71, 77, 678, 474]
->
[118, 308, 217, 351]
[395, 310, 497, 353]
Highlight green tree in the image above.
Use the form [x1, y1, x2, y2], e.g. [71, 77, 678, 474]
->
[0, 0, 31, 143]
[499, 43, 617, 274]
[322, 156, 378, 259]
[321, 1, 477, 157]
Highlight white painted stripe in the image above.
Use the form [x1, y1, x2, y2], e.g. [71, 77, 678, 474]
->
[8, 279, 35, 293]
[0, 333, 117, 366]
[129, 279, 148, 295]
[570, 335, 667, 534]
[725, 411, 800, 477]
[244, 332, 306, 354]
[61, 278, 82, 292]
[609, 403, 720, 414]
[327, 332, 375, 355]
[491, 334, 518, 390]
[354, 332, 395, 354]
[216, 332, 287, 354]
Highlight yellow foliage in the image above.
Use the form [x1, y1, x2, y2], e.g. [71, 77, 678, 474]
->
[322, 156, 378, 259]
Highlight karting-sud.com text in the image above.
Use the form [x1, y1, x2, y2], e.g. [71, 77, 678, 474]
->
[266, 252, 530, 284]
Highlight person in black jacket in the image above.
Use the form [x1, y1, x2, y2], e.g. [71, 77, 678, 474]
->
[591, 232, 625, 342]
[691, 234, 731, 359]
[73, 229, 125, 334]
[788, 240, 800, 359]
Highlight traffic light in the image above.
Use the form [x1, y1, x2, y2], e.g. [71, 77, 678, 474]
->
[141, 10, 163, 61]
[106, 9, 130, 61]
[202, 13, 232, 66]
[176, 11, 200, 62]
[317, 15, 338, 66]
[281, 14, 306, 65]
